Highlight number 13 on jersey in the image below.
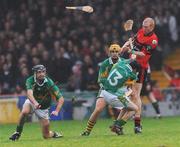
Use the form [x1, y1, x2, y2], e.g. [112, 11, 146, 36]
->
[107, 69, 123, 86]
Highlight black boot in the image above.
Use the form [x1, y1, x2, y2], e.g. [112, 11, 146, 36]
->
[52, 131, 63, 138]
[134, 126, 142, 134]
[9, 132, 21, 141]
[81, 131, 90, 136]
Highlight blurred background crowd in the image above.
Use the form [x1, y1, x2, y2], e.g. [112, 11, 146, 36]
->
[0, 0, 179, 95]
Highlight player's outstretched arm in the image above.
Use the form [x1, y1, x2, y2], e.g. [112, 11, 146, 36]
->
[131, 50, 145, 57]
[27, 89, 40, 109]
[51, 97, 64, 116]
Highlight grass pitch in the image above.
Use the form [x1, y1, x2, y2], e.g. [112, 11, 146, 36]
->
[1, 117, 180, 147]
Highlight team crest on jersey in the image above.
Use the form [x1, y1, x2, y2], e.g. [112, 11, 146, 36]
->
[152, 40, 157, 45]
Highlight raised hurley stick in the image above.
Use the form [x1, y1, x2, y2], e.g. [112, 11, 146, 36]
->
[124, 19, 136, 58]
[124, 19, 134, 32]
[66, 6, 94, 13]
[124, 19, 134, 50]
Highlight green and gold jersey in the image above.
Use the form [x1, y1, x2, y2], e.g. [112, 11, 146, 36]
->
[98, 57, 124, 86]
[103, 60, 137, 96]
[26, 76, 62, 109]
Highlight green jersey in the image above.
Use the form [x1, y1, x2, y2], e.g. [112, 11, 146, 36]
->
[26, 76, 62, 109]
[98, 57, 125, 87]
[103, 60, 137, 96]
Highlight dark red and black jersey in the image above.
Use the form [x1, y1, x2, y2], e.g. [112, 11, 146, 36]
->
[131, 28, 158, 69]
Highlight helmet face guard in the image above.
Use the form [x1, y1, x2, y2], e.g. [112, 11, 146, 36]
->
[32, 65, 47, 86]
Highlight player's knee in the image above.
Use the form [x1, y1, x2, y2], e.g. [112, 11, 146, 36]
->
[131, 93, 139, 102]
[137, 100, 142, 108]
[21, 110, 29, 115]
[21, 105, 31, 115]
[95, 107, 103, 113]
[131, 91, 136, 98]
[134, 104, 138, 112]
[95, 101, 105, 113]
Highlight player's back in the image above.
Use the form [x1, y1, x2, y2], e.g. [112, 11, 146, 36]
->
[103, 62, 135, 95]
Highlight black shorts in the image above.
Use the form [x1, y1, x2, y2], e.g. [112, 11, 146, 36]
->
[137, 68, 147, 83]
[129, 60, 147, 83]
[141, 73, 153, 96]
[141, 82, 152, 96]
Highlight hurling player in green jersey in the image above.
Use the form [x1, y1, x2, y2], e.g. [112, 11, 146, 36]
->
[104, 60, 138, 135]
[9, 65, 64, 141]
[81, 44, 132, 136]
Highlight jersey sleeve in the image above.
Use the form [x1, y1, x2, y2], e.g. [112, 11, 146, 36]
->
[48, 78, 63, 101]
[26, 77, 33, 90]
[145, 37, 158, 54]
[121, 58, 134, 64]
[129, 72, 137, 81]
[97, 61, 108, 86]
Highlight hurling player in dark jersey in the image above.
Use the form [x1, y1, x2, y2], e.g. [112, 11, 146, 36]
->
[122, 17, 158, 134]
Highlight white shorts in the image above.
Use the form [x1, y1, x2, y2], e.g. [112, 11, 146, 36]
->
[24, 99, 49, 120]
[99, 90, 130, 109]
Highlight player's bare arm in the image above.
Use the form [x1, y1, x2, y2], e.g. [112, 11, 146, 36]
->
[27, 89, 40, 109]
[51, 97, 64, 116]
[122, 40, 145, 57]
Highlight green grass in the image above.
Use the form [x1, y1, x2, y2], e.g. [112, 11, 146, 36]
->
[1, 117, 180, 147]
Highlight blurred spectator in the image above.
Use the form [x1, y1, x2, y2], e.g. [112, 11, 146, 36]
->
[41, 50, 53, 76]
[81, 39, 91, 56]
[0, 63, 13, 94]
[52, 49, 71, 83]
[15, 67, 29, 94]
[150, 46, 163, 70]
[152, 81, 164, 101]
[170, 72, 180, 88]
[67, 61, 82, 93]
[163, 68, 180, 102]
[82, 66, 99, 91]
[164, 70, 180, 88]
[165, 10, 179, 46]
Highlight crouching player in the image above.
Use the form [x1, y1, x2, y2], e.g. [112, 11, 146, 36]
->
[9, 65, 64, 141]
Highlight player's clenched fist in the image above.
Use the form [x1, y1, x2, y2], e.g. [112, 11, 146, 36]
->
[51, 111, 59, 116]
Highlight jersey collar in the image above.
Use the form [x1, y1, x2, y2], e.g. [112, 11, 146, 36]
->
[109, 57, 121, 64]
[34, 75, 48, 86]
[144, 31, 154, 36]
